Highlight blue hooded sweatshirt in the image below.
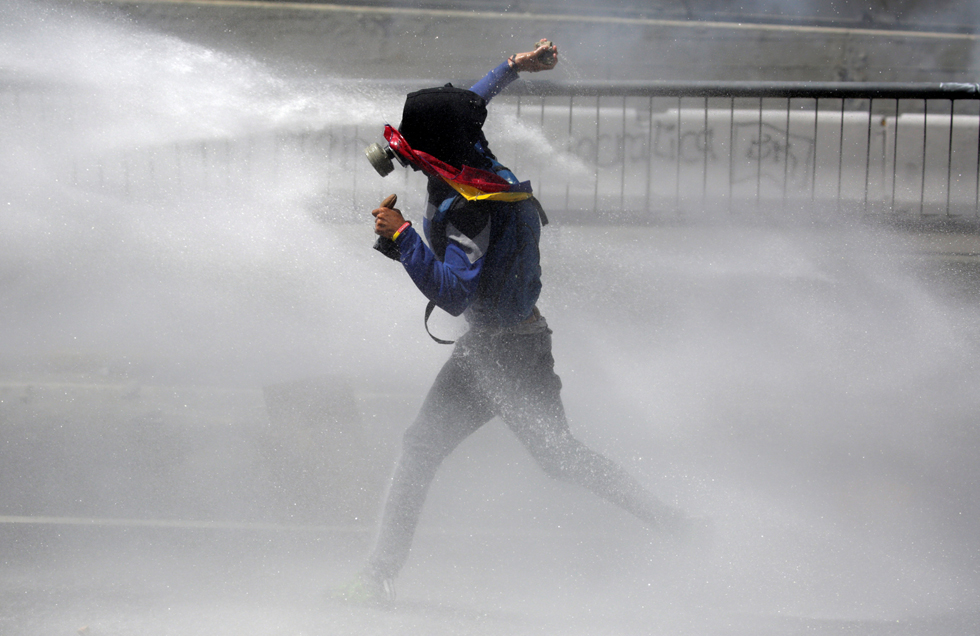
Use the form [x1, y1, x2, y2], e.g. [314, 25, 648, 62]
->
[392, 62, 543, 329]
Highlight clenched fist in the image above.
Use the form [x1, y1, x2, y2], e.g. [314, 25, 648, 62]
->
[508, 39, 559, 73]
[372, 193, 407, 240]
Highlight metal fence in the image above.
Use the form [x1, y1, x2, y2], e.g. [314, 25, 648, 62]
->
[493, 80, 980, 224]
[7, 78, 980, 225]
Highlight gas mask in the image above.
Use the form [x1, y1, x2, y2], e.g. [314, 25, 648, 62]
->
[364, 138, 408, 178]
[364, 85, 490, 178]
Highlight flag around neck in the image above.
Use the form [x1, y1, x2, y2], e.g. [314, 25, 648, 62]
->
[384, 125, 533, 202]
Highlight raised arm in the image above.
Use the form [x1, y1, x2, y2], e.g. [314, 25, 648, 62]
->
[469, 39, 558, 102]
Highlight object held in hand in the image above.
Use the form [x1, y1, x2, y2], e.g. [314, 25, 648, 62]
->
[536, 39, 555, 65]
[509, 39, 558, 72]
[373, 193, 402, 260]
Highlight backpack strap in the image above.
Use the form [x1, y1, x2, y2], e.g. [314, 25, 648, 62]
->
[424, 300, 455, 345]
[529, 196, 549, 226]
[421, 194, 546, 346]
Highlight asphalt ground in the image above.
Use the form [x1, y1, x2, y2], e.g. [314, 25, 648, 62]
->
[3, 227, 980, 636]
[0, 518, 700, 636]
[4, 519, 979, 636]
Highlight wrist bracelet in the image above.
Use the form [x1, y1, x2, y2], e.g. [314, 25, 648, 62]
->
[392, 221, 412, 241]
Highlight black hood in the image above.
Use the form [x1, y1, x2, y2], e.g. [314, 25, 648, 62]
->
[399, 84, 492, 171]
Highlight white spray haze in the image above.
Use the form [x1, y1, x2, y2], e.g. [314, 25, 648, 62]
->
[1, 1, 979, 633]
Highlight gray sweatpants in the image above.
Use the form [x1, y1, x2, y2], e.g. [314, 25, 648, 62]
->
[367, 317, 678, 579]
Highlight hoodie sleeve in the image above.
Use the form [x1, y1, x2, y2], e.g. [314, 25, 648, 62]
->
[394, 214, 489, 317]
[387, 62, 512, 316]
[469, 60, 520, 102]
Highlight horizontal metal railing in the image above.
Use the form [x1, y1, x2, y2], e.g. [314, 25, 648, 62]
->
[489, 80, 980, 224]
[506, 80, 980, 99]
[6, 78, 980, 225]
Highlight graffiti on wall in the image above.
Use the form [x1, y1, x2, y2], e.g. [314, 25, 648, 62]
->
[567, 117, 821, 191]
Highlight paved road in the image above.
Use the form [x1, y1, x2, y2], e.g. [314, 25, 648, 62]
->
[4, 520, 979, 636]
[3, 224, 980, 635]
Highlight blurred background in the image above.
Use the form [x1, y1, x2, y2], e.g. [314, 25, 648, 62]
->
[83, 0, 980, 82]
[1, 1, 979, 634]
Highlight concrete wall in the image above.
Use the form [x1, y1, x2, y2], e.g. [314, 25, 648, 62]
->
[90, 0, 980, 83]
